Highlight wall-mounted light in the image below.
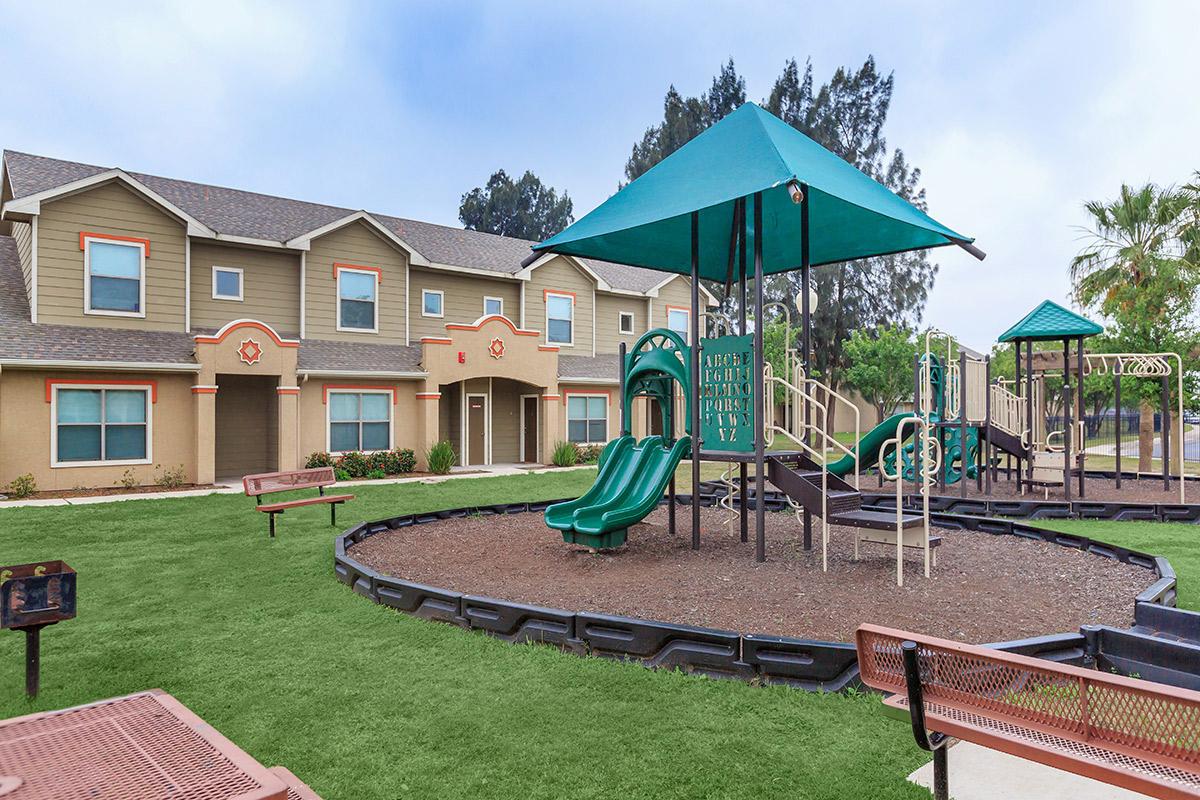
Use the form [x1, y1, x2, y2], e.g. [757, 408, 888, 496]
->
[787, 180, 804, 204]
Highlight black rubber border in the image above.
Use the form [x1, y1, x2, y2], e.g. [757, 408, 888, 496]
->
[334, 493, 1179, 692]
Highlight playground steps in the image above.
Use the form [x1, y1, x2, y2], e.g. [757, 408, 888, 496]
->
[766, 455, 924, 531]
[983, 423, 1029, 459]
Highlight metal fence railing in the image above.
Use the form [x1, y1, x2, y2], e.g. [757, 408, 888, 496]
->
[1050, 408, 1200, 465]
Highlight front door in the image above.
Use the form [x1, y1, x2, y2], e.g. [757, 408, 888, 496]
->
[522, 396, 538, 463]
[467, 394, 487, 465]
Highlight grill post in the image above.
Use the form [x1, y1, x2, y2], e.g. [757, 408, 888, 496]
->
[24, 624, 45, 698]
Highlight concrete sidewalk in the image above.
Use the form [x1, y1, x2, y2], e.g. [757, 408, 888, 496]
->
[0, 463, 595, 509]
[908, 742, 1152, 799]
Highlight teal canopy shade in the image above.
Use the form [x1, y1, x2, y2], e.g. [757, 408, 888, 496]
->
[997, 299, 1104, 343]
[533, 103, 978, 279]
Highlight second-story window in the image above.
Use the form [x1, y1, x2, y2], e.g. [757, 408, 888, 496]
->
[337, 267, 378, 332]
[546, 291, 574, 345]
[84, 236, 145, 316]
[212, 266, 243, 301]
[484, 296, 503, 316]
[422, 289, 444, 318]
[667, 306, 690, 344]
[618, 311, 635, 335]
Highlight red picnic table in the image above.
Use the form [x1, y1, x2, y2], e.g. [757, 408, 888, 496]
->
[0, 689, 319, 799]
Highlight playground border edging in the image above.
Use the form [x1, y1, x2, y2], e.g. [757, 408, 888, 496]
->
[333, 494, 1182, 692]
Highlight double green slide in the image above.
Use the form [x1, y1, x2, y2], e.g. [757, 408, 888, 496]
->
[545, 434, 691, 549]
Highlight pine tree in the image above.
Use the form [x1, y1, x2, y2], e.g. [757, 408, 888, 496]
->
[459, 169, 574, 241]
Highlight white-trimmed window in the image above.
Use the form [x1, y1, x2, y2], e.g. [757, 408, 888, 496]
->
[566, 394, 607, 444]
[211, 266, 243, 301]
[618, 311, 635, 335]
[328, 391, 392, 453]
[337, 268, 378, 332]
[422, 289, 444, 318]
[53, 385, 151, 466]
[484, 296, 503, 316]
[84, 237, 145, 317]
[546, 292, 574, 345]
[667, 306, 690, 343]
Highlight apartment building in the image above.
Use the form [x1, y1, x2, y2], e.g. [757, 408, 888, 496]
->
[0, 151, 715, 488]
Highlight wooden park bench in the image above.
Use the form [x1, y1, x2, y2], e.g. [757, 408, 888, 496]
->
[856, 623, 1200, 800]
[243, 467, 354, 537]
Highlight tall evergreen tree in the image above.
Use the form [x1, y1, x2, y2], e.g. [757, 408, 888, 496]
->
[459, 169, 574, 241]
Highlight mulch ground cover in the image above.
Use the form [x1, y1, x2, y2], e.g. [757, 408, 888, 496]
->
[349, 505, 1153, 644]
[877, 472, 1189, 504]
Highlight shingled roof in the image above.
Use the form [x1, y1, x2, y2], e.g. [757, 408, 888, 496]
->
[997, 299, 1103, 342]
[3, 150, 676, 292]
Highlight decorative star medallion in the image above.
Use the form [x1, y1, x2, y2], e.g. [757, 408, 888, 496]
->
[238, 338, 263, 365]
[488, 337, 505, 359]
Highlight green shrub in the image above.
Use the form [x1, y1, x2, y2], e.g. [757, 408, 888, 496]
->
[306, 451, 334, 469]
[335, 451, 370, 478]
[574, 443, 603, 464]
[366, 468, 387, 480]
[552, 440, 578, 467]
[425, 441, 456, 474]
[117, 468, 139, 490]
[394, 449, 417, 473]
[6, 473, 36, 499]
[365, 448, 417, 475]
[334, 468, 351, 482]
[154, 464, 188, 489]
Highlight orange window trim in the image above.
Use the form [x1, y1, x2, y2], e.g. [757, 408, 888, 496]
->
[79, 231, 151, 258]
[333, 262, 383, 283]
[322, 383, 399, 405]
[665, 304, 690, 316]
[543, 289, 576, 302]
[46, 378, 158, 403]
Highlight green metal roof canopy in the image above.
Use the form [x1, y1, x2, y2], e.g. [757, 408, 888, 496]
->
[530, 102, 982, 278]
[997, 300, 1103, 342]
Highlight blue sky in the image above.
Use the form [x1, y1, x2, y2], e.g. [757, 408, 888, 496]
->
[1, 1, 1196, 350]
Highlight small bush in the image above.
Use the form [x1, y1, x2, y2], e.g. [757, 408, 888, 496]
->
[394, 448, 417, 473]
[306, 451, 334, 469]
[574, 443, 603, 464]
[117, 468, 139, 490]
[552, 440, 578, 467]
[334, 468, 351, 482]
[6, 473, 36, 499]
[366, 468, 387, 480]
[365, 448, 417, 475]
[426, 441, 456, 474]
[335, 451, 370, 478]
[154, 464, 187, 489]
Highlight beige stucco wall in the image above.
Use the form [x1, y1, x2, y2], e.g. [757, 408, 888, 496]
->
[303, 220, 408, 344]
[190, 242, 302, 335]
[36, 181, 187, 331]
[11, 220, 31, 301]
[524, 256, 595, 354]
[408, 266, 520, 341]
[594, 293, 646, 355]
[0, 369, 197, 491]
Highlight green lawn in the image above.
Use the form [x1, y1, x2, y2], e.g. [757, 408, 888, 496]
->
[0, 471, 934, 799]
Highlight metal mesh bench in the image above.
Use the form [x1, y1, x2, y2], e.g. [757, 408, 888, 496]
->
[856, 623, 1200, 800]
[243, 468, 354, 537]
[0, 689, 320, 799]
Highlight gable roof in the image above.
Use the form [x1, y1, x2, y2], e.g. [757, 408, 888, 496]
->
[997, 299, 1103, 342]
[1, 150, 688, 296]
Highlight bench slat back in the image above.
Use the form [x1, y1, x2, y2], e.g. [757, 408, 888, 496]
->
[856, 624, 1200, 770]
[243, 468, 336, 496]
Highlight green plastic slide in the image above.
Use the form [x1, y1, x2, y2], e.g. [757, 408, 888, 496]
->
[825, 412, 914, 477]
[545, 434, 691, 549]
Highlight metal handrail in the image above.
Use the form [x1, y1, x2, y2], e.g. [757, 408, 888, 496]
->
[890, 416, 934, 586]
[795, 363, 861, 490]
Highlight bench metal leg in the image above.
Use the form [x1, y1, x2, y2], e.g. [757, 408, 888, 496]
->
[902, 641, 951, 800]
[331, 503, 337, 526]
[932, 746, 948, 800]
[269, 512, 278, 538]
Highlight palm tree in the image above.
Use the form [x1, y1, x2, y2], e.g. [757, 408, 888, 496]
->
[1071, 183, 1196, 473]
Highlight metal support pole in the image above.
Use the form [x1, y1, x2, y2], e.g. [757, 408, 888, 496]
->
[1063, 338, 1072, 503]
[959, 350, 968, 499]
[753, 192, 767, 563]
[1114, 362, 1122, 489]
[1014, 339, 1023, 493]
[738, 199, 749, 543]
[1077, 337, 1086, 497]
[800, 184, 813, 551]
[690, 211, 702, 551]
[1025, 339, 1034, 489]
[1162, 375, 1171, 492]
[984, 357, 993, 494]
[669, 379, 677, 536]
[618, 342, 627, 436]
[24, 625, 43, 698]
